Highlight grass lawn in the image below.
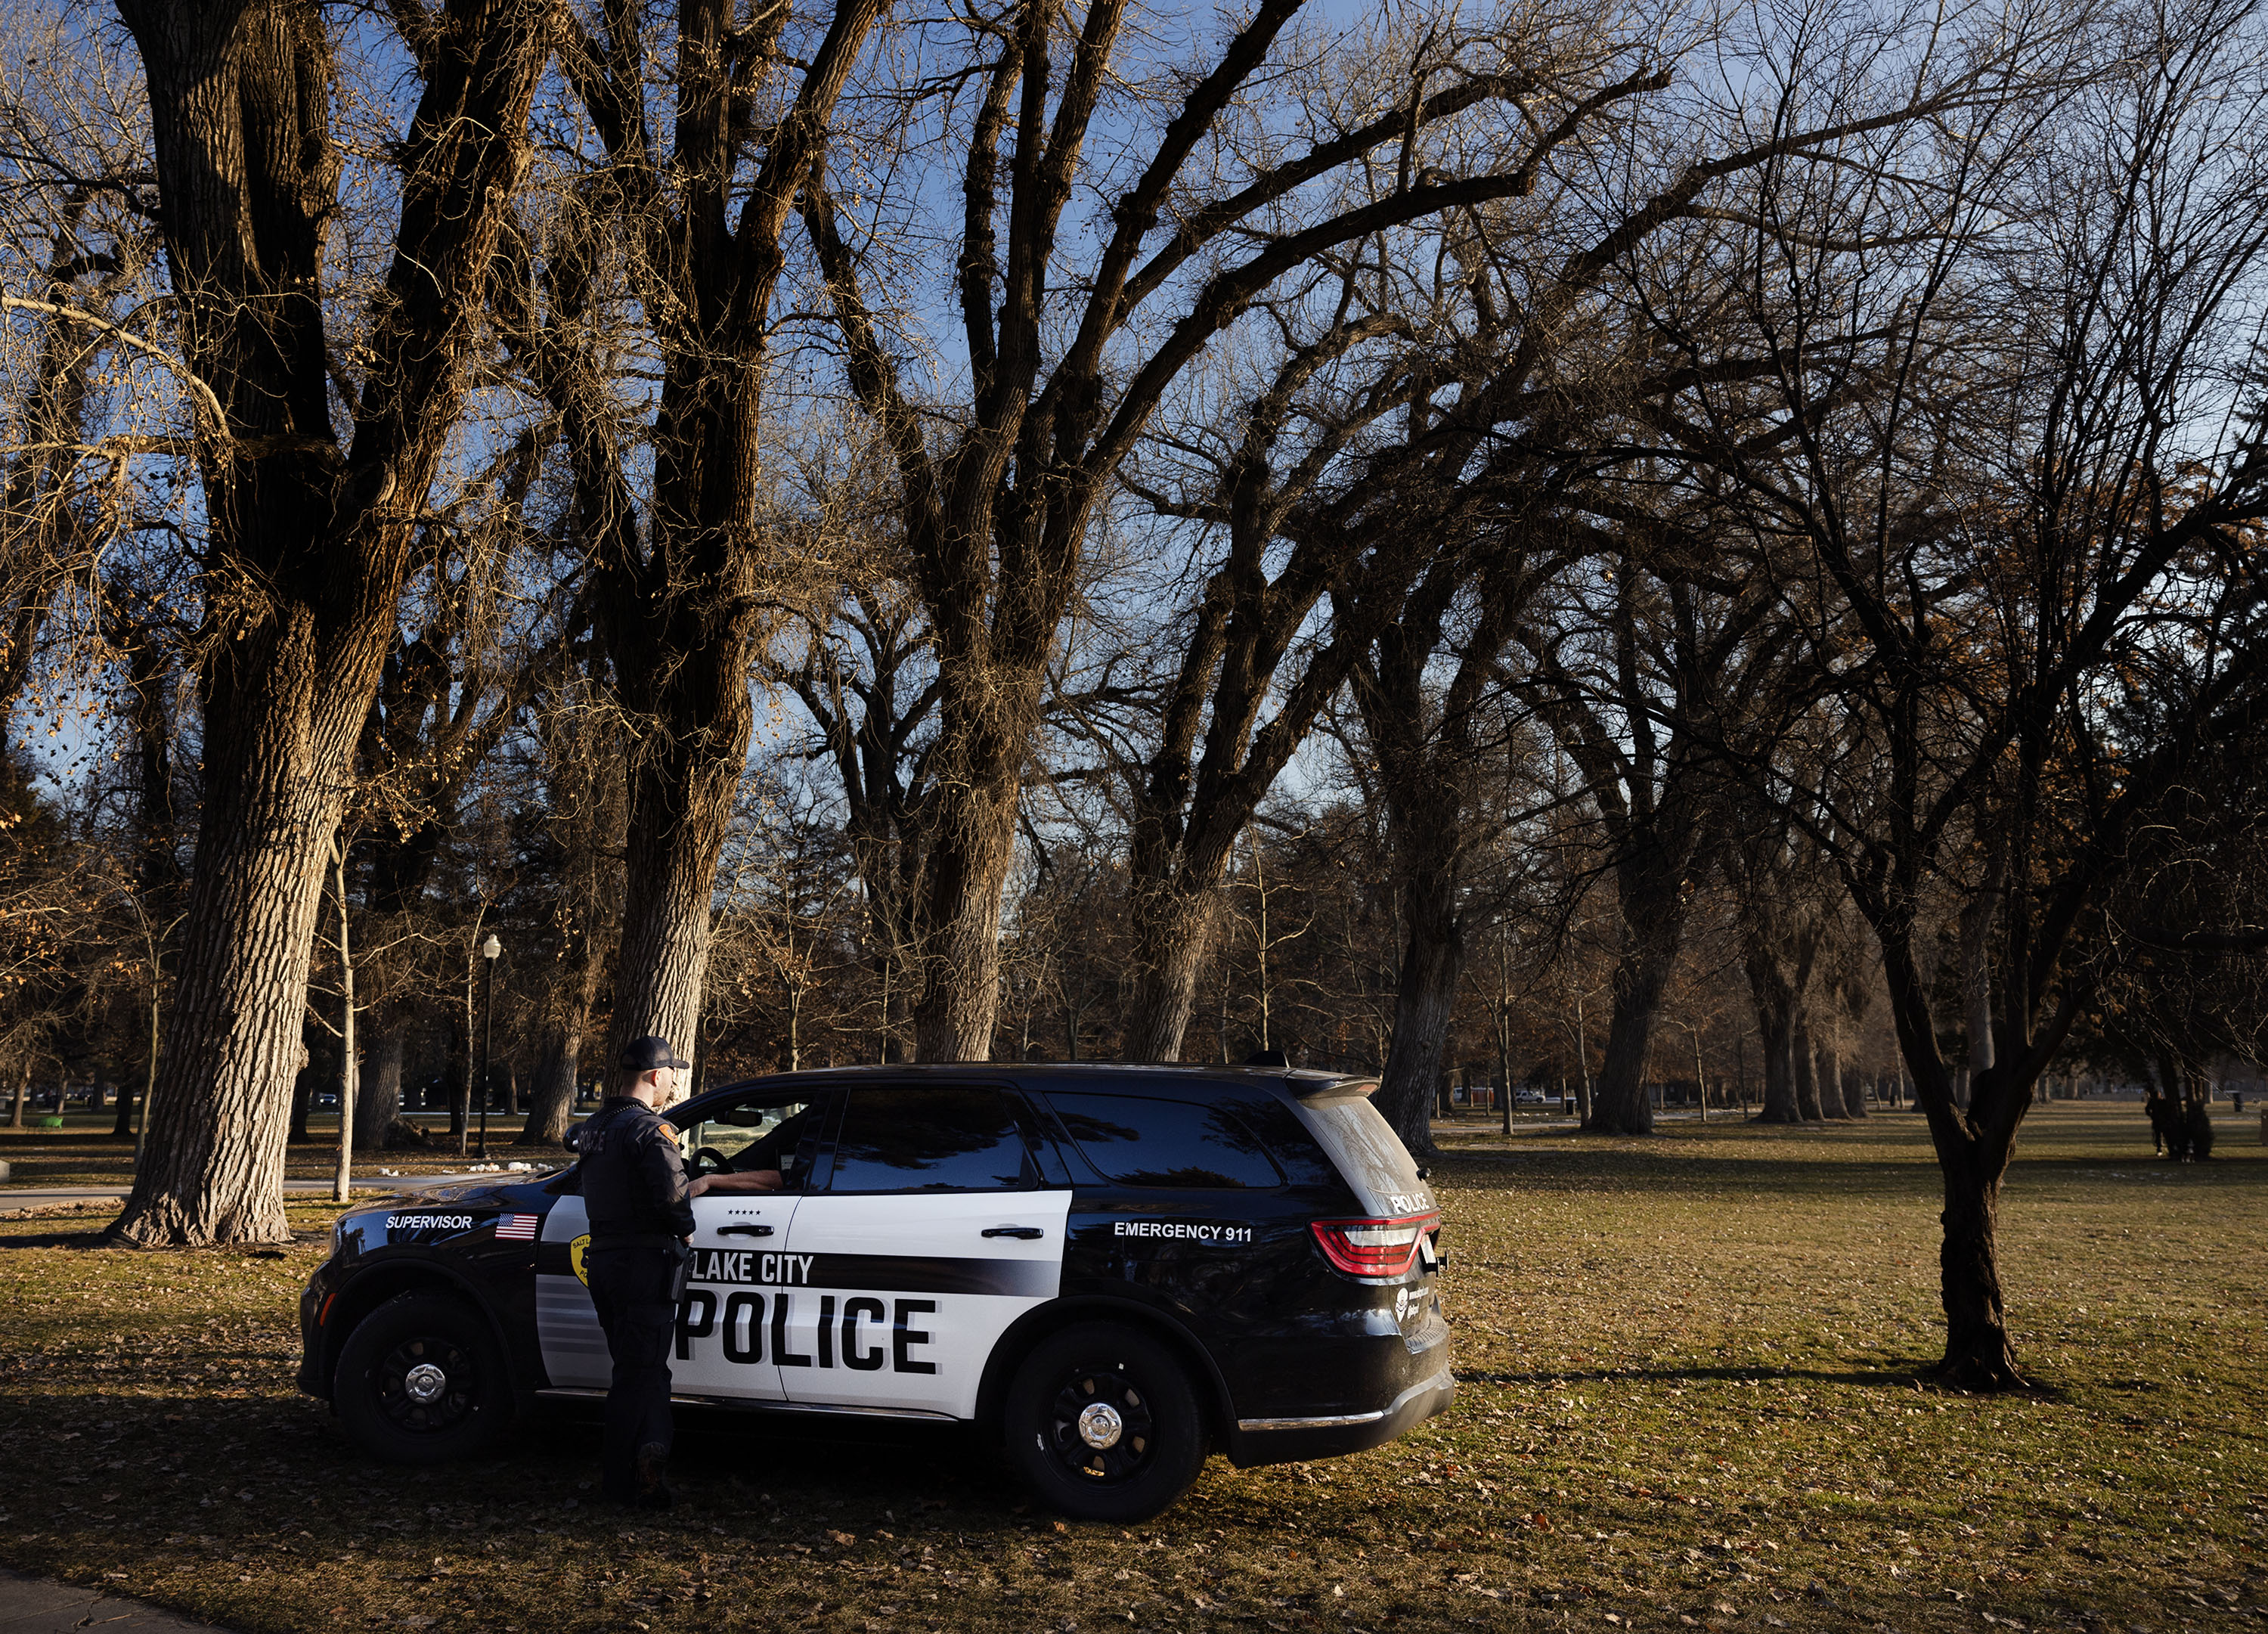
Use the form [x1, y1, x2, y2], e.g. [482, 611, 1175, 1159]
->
[0, 1101, 2261, 1633]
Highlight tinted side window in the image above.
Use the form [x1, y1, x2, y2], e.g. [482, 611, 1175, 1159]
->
[1235, 1096, 1344, 1188]
[828, 1087, 1035, 1192]
[1047, 1093, 1284, 1189]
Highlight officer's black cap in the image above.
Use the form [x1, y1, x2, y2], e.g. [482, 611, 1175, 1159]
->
[618, 1034, 692, 1072]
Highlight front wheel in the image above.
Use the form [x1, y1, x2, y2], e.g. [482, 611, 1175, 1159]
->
[1005, 1322, 1208, 1523]
[334, 1291, 511, 1465]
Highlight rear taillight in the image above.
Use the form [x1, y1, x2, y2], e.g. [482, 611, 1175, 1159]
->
[1309, 1213, 1439, 1279]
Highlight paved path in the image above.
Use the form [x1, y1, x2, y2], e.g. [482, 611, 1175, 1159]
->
[0, 1569, 231, 1633]
[0, 1172, 536, 1215]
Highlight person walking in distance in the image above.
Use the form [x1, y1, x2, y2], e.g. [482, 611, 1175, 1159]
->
[576, 1035, 699, 1508]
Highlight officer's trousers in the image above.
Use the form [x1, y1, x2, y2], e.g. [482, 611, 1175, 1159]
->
[585, 1242, 684, 1500]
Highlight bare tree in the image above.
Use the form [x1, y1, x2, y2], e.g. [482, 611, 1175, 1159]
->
[1662, 0, 2268, 1381]
[505, 0, 891, 1073]
[1356, 544, 1557, 1154]
[98, 0, 550, 1245]
[518, 657, 625, 1144]
[803, 1, 1716, 1059]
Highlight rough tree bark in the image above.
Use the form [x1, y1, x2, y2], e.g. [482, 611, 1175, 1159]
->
[1790, 1018, 1823, 1121]
[1590, 859, 1689, 1135]
[107, 0, 547, 1246]
[523, 1022, 584, 1146]
[1815, 1034, 1849, 1119]
[353, 1015, 407, 1149]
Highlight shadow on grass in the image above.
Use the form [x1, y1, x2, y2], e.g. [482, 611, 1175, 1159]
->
[0, 1226, 300, 1254]
[1456, 1361, 2074, 1402]
[1458, 1363, 1933, 1388]
[1427, 1146, 2268, 1198]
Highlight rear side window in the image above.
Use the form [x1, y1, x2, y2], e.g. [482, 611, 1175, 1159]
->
[828, 1087, 1035, 1192]
[1234, 1096, 1344, 1188]
[1047, 1093, 1284, 1189]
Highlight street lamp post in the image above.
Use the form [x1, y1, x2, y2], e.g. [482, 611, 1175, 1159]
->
[479, 933, 501, 1160]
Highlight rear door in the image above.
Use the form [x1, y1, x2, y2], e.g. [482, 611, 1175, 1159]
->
[781, 1083, 1070, 1419]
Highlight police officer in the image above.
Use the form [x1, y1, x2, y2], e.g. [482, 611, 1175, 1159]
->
[577, 1034, 699, 1508]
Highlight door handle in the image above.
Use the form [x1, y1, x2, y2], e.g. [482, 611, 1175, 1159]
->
[981, 1226, 1044, 1239]
[717, 1224, 774, 1239]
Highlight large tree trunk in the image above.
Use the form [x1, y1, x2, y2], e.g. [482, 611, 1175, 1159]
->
[1377, 926, 1461, 1161]
[907, 656, 1040, 1061]
[1375, 823, 1464, 1158]
[1753, 1006, 1799, 1122]
[1842, 1060, 1870, 1119]
[116, 678, 360, 1242]
[521, 1021, 581, 1146]
[355, 1012, 404, 1150]
[909, 779, 1021, 1060]
[1792, 1019, 1824, 1121]
[1815, 1035, 1849, 1118]
[1935, 1142, 2022, 1387]
[606, 668, 751, 1060]
[1123, 879, 1227, 1062]
[1588, 870, 1687, 1134]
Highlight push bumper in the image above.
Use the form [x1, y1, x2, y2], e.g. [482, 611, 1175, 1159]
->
[1223, 1364, 1456, 1468]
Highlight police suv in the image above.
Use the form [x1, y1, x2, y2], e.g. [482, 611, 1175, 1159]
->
[298, 1065, 1452, 1521]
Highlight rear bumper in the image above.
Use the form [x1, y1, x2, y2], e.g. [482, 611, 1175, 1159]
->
[1224, 1364, 1455, 1468]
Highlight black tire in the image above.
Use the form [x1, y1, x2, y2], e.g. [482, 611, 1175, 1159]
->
[1005, 1322, 1209, 1523]
[334, 1291, 511, 1465]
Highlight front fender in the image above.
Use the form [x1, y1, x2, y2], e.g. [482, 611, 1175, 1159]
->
[312, 1257, 536, 1411]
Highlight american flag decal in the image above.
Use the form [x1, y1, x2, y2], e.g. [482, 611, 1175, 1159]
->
[494, 1213, 539, 1242]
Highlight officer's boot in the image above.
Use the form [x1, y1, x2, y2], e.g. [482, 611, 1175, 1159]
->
[633, 1441, 675, 1509]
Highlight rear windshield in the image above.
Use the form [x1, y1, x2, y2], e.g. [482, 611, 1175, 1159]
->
[1290, 1088, 1436, 1217]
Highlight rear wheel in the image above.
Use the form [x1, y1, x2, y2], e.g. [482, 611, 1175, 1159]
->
[1005, 1322, 1208, 1523]
[335, 1291, 510, 1465]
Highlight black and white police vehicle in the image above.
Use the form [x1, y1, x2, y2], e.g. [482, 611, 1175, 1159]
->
[298, 1065, 1452, 1520]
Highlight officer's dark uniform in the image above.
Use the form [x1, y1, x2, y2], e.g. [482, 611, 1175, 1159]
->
[576, 1037, 696, 1506]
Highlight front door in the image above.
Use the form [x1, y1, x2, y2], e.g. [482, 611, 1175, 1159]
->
[534, 1087, 829, 1401]
[671, 1087, 831, 1403]
[782, 1084, 1070, 1419]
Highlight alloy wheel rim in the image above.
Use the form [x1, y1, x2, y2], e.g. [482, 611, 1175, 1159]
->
[1047, 1367, 1155, 1483]
[376, 1336, 476, 1433]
